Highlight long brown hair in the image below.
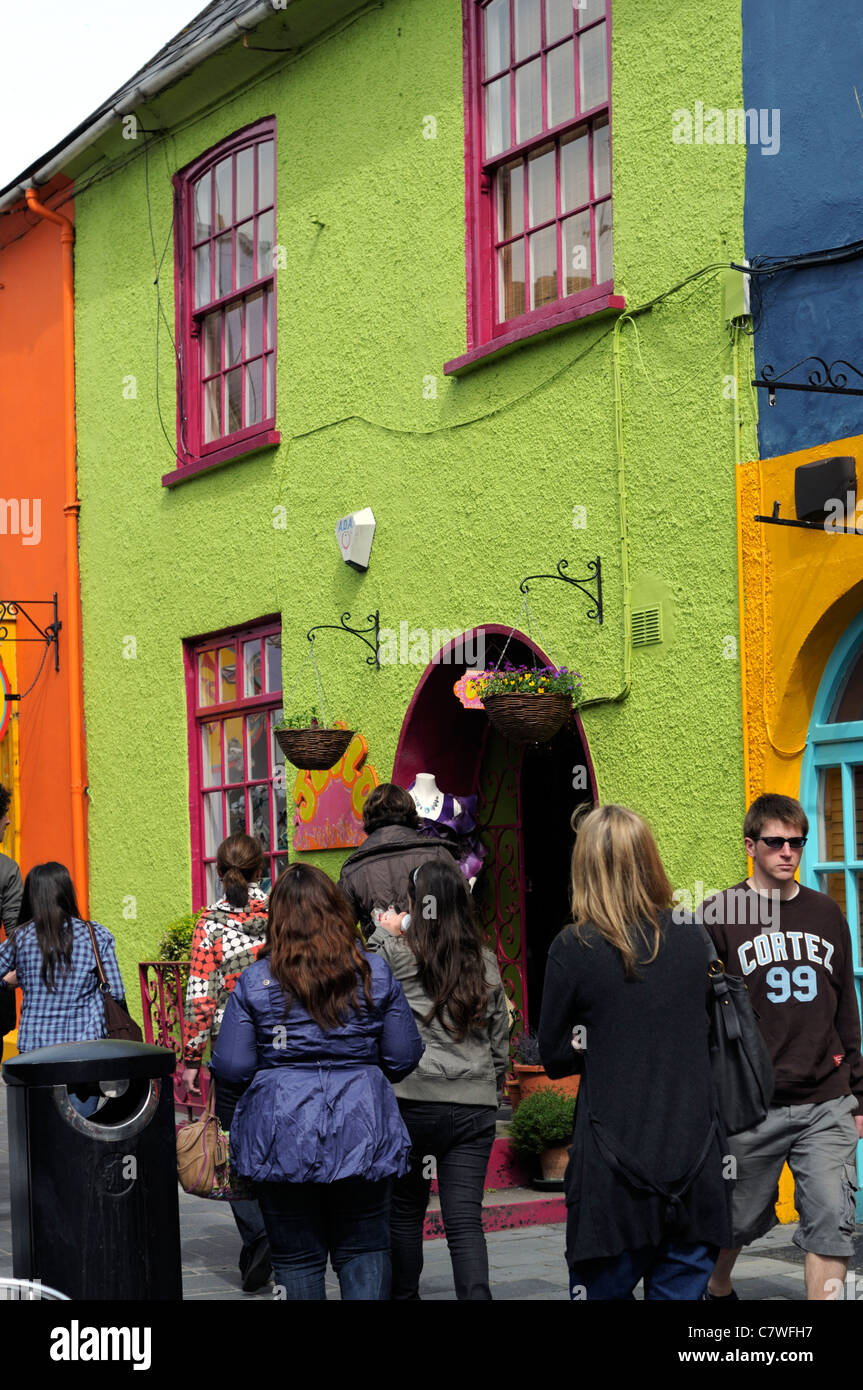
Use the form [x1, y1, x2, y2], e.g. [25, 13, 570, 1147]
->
[569, 804, 673, 979]
[263, 863, 373, 1029]
[408, 858, 489, 1040]
[217, 833, 265, 910]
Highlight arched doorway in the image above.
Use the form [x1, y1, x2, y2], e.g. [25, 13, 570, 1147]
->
[800, 610, 863, 1212]
[393, 626, 597, 1032]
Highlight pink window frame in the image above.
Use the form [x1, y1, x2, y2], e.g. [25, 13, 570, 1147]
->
[184, 615, 287, 909]
[448, 0, 622, 374]
[167, 118, 280, 486]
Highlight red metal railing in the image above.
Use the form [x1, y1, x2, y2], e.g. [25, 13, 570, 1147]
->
[139, 961, 209, 1119]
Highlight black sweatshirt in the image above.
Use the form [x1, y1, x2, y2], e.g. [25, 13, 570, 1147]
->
[702, 882, 863, 1114]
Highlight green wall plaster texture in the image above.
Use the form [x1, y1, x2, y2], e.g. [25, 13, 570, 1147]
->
[72, 0, 757, 1007]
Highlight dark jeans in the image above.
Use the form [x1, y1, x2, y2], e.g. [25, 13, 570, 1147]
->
[391, 1100, 497, 1301]
[213, 1075, 269, 1269]
[568, 1241, 719, 1301]
[256, 1177, 393, 1301]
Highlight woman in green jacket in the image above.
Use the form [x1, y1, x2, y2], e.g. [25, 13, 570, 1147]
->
[370, 856, 509, 1300]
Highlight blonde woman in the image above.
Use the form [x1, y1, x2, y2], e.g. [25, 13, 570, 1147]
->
[537, 804, 730, 1300]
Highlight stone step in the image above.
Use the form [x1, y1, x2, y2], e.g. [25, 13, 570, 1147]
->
[423, 1185, 565, 1238]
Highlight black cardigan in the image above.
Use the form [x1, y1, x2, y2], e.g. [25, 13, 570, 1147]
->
[537, 914, 732, 1264]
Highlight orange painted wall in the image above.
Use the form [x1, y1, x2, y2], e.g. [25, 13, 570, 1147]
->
[0, 179, 85, 883]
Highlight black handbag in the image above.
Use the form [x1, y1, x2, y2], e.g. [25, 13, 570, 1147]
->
[85, 920, 143, 1043]
[698, 924, 774, 1135]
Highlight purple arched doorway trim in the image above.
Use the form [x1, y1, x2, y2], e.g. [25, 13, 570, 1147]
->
[392, 624, 598, 800]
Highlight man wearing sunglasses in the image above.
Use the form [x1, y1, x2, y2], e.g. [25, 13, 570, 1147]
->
[702, 793, 863, 1301]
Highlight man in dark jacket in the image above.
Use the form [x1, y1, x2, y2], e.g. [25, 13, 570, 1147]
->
[338, 784, 458, 939]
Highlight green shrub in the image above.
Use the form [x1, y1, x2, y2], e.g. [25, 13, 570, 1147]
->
[156, 909, 205, 963]
[508, 1087, 576, 1157]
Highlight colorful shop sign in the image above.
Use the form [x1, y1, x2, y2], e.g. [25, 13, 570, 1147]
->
[293, 727, 379, 850]
[453, 669, 492, 711]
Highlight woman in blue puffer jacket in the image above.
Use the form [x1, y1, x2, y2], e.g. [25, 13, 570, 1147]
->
[210, 862, 424, 1301]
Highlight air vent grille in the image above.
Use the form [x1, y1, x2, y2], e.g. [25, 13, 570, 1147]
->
[631, 606, 663, 647]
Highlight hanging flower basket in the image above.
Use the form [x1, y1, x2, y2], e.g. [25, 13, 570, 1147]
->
[477, 666, 581, 745]
[273, 717, 354, 771]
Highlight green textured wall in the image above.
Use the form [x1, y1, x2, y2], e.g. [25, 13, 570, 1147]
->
[73, 0, 757, 1004]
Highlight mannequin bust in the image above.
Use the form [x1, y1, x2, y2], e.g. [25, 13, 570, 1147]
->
[410, 773, 461, 821]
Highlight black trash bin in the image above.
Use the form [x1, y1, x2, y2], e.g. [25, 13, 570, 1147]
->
[3, 1039, 182, 1300]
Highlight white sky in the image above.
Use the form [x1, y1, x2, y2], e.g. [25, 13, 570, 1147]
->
[0, 0, 207, 188]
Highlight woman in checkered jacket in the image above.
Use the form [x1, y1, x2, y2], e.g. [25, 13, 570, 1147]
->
[181, 832, 272, 1292]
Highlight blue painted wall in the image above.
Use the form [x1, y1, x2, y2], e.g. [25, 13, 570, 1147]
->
[743, 0, 863, 458]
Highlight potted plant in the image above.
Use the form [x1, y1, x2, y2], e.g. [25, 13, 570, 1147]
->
[509, 1030, 581, 1112]
[476, 665, 582, 744]
[273, 709, 355, 770]
[508, 1086, 576, 1184]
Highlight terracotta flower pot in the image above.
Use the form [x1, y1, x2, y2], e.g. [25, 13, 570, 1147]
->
[513, 1063, 580, 1107]
[506, 1077, 522, 1112]
[540, 1143, 571, 1183]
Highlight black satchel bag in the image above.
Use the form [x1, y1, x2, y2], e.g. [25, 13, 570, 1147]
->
[85, 920, 143, 1043]
[698, 924, 774, 1135]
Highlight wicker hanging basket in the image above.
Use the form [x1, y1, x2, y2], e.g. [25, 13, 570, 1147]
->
[482, 693, 571, 744]
[273, 726, 354, 770]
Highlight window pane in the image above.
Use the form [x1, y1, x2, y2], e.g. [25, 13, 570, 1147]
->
[258, 140, 274, 209]
[819, 766, 845, 861]
[546, 0, 575, 43]
[515, 0, 541, 60]
[528, 143, 556, 227]
[198, 650, 218, 707]
[237, 220, 255, 289]
[219, 648, 238, 706]
[236, 147, 255, 222]
[203, 311, 221, 375]
[249, 783, 270, 849]
[562, 209, 591, 294]
[266, 288, 275, 350]
[225, 303, 242, 367]
[256, 211, 274, 280]
[246, 289, 264, 358]
[857, 876, 863, 956]
[578, 0, 606, 23]
[484, 0, 510, 76]
[516, 59, 542, 143]
[194, 172, 212, 240]
[485, 74, 511, 157]
[225, 368, 242, 434]
[265, 635, 282, 692]
[561, 127, 589, 210]
[593, 116, 610, 198]
[215, 232, 233, 297]
[499, 238, 526, 320]
[246, 358, 263, 427]
[831, 648, 863, 721]
[529, 225, 558, 308]
[224, 716, 244, 782]
[547, 39, 575, 127]
[596, 199, 612, 282]
[579, 23, 607, 110]
[194, 243, 211, 309]
[266, 354, 275, 419]
[203, 793, 223, 857]
[214, 157, 233, 230]
[244, 638, 262, 697]
[854, 765, 863, 859]
[206, 862, 220, 904]
[272, 781, 288, 852]
[498, 161, 525, 239]
[247, 713, 268, 782]
[227, 788, 246, 836]
[203, 378, 222, 443]
[201, 721, 222, 787]
[820, 871, 847, 917]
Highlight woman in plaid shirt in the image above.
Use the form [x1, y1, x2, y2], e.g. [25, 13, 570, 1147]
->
[181, 832, 271, 1291]
[0, 861, 126, 1061]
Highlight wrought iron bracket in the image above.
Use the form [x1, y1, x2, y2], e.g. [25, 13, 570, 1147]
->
[753, 357, 863, 405]
[519, 558, 602, 624]
[306, 610, 381, 668]
[0, 595, 61, 698]
[754, 500, 863, 537]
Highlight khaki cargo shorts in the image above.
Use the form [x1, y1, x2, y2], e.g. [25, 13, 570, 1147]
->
[727, 1094, 859, 1257]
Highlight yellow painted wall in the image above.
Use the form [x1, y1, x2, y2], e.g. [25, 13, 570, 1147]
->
[0, 627, 21, 1056]
[739, 430, 863, 1221]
